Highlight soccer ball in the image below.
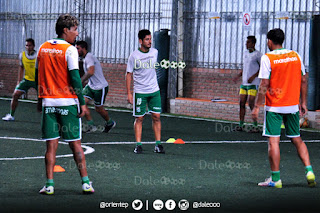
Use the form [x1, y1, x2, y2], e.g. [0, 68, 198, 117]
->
[170, 61, 178, 69]
[160, 59, 170, 69]
[299, 117, 309, 128]
[178, 61, 186, 69]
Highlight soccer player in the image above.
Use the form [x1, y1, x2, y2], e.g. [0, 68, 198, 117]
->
[36, 14, 94, 194]
[234, 36, 262, 132]
[126, 29, 165, 154]
[252, 28, 316, 188]
[2, 38, 37, 121]
[75, 40, 116, 133]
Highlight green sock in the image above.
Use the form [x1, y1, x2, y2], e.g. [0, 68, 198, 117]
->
[46, 179, 54, 187]
[107, 118, 114, 125]
[10, 109, 15, 116]
[271, 171, 280, 182]
[81, 176, 90, 184]
[305, 165, 313, 174]
[136, 142, 142, 146]
[239, 121, 244, 127]
[87, 120, 94, 126]
[156, 140, 161, 145]
[253, 121, 258, 127]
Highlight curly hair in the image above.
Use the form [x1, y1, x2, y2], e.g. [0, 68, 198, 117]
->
[55, 14, 79, 36]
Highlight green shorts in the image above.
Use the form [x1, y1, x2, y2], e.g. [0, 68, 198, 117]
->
[15, 78, 36, 93]
[134, 91, 161, 117]
[83, 85, 108, 106]
[239, 85, 258, 96]
[263, 110, 300, 138]
[41, 105, 81, 141]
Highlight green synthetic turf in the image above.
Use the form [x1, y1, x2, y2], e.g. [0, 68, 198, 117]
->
[0, 99, 320, 213]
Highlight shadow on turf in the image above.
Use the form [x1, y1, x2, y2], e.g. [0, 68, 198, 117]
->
[241, 181, 311, 188]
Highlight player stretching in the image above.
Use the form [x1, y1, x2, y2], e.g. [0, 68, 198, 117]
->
[76, 41, 116, 133]
[252, 28, 315, 188]
[234, 36, 262, 132]
[36, 14, 94, 194]
[2, 38, 37, 121]
[126, 29, 165, 154]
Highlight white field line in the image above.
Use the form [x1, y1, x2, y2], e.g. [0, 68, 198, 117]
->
[1, 136, 319, 145]
[0, 97, 319, 133]
[0, 136, 95, 160]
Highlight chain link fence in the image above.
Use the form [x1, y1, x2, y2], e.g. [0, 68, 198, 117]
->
[180, 0, 320, 70]
[0, 0, 172, 63]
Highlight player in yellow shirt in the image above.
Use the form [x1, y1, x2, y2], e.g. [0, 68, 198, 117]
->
[252, 28, 315, 188]
[2, 38, 37, 121]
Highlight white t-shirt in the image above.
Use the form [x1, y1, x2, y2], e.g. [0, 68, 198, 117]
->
[83, 52, 108, 90]
[126, 48, 160, 94]
[258, 49, 305, 113]
[242, 50, 262, 86]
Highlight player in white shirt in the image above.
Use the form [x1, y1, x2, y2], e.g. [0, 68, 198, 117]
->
[234, 36, 262, 132]
[76, 41, 116, 133]
[126, 29, 165, 154]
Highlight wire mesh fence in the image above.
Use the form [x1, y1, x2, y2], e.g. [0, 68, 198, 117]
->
[0, 0, 172, 63]
[1, 0, 319, 68]
[1, 0, 320, 101]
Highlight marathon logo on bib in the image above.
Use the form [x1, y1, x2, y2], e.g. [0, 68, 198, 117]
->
[273, 57, 298, 64]
[41, 48, 63, 55]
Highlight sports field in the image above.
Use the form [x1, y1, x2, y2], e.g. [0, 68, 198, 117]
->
[1, 98, 320, 213]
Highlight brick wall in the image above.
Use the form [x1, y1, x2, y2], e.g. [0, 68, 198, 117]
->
[100, 63, 130, 108]
[0, 58, 130, 108]
[315, 114, 320, 129]
[183, 67, 240, 102]
[170, 98, 265, 124]
[0, 58, 20, 96]
[1, 58, 320, 129]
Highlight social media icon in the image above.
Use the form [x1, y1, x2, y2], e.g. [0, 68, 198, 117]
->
[165, 199, 176, 210]
[153, 199, 164, 210]
[178, 199, 189, 210]
[132, 199, 143, 210]
[100, 202, 106, 209]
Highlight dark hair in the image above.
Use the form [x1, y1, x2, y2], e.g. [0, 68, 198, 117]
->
[267, 28, 285, 45]
[138, 29, 151, 40]
[55, 14, 79, 36]
[75, 40, 88, 50]
[25, 38, 35, 46]
[247, 36, 256, 44]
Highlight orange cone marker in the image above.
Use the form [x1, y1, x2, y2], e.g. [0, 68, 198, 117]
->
[53, 165, 65, 172]
[174, 138, 185, 144]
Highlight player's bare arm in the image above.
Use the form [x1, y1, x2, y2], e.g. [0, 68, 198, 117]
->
[125, 72, 133, 104]
[252, 79, 269, 120]
[233, 70, 242, 83]
[248, 70, 259, 83]
[17, 66, 24, 85]
[300, 75, 308, 116]
[81, 65, 94, 84]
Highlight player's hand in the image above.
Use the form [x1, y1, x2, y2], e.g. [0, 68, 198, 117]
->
[127, 93, 133, 104]
[299, 104, 308, 117]
[248, 76, 255, 83]
[78, 105, 88, 118]
[252, 106, 260, 121]
[37, 98, 42, 113]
